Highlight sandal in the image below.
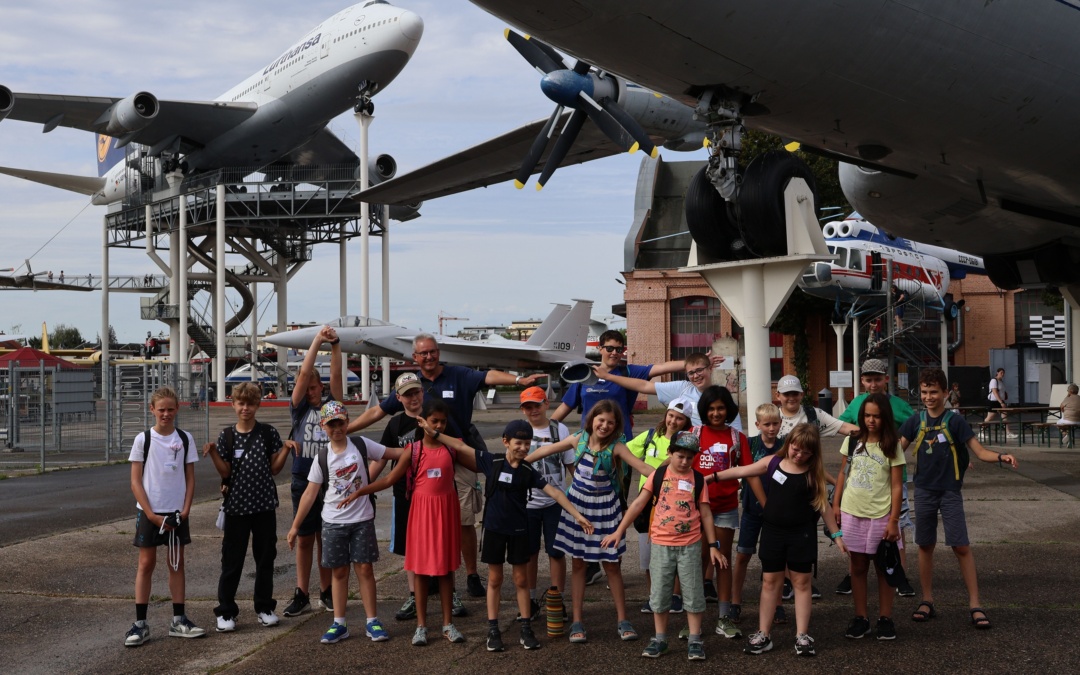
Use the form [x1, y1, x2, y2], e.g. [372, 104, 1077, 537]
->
[970, 608, 992, 630]
[618, 619, 639, 641]
[569, 622, 587, 643]
[912, 601, 936, 622]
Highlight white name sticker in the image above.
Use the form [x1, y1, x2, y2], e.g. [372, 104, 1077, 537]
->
[442, 391, 454, 399]
[772, 470, 787, 485]
[498, 472, 513, 484]
[678, 479, 694, 493]
[427, 468, 442, 479]
[936, 433, 947, 444]
[165, 461, 178, 473]
[233, 447, 244, 459]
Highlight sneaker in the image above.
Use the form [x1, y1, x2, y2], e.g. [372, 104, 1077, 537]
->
[703, 580, 718, 603]
[216, 616, 236, 632]
[395, 595, 417, 621]
[443, 623, 466, 643]
[641, 637, 669, 658]
[773, 606, 788, 625]
[896, 580, 916, 597]
[875, 616, 897, 641]
[715, 616, 742, 639]
[520, 623, 540, 650]
[835, 574, 852, 595]
[794, 632, 816, 656]
[321, 621, 349, 644]
[320, 588, 334, 613]
[744, 631, 773, 655]
[124, 622, 149, 647]
[412, 626, 428, 646]
[451, 591, 469, 618]
[640, 599, 653, 614]
[845, 616, 871, 639]
[467, 573, 486, 598]
[781, 579, 794, 601]
[670, 594, 684, 614]
[487, 626, 505, 652]
[585, 562, 604, 586]
[729, 603, 742, 624]
[258, 612, 279, 627]
[811, 584, 822, 600]
[687, 641, 706, 661]
[1006, 433, 1020, 439]
[169, 616, 206, 639]
[516, 599, 541, 621]
[366, 619, 390, 642]
[283, 588, 310, 617]
[678, 626, 690, 641]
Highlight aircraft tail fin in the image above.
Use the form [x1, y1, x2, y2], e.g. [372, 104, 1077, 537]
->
[543, 299, 593, 357]
[0, 164, 105, 196]
[525, 303, 571, 346]
[96, 134, 125, 177]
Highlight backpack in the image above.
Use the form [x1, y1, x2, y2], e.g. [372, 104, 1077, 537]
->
[219, 422, 278, 497]
[632, 465, 706, 533]
[140, 427, 191, 477]
[910, 410, 968, 482]
[803, 404, 820, 428]
[405, 439, 457, 501]
[318, 436, 376, 516]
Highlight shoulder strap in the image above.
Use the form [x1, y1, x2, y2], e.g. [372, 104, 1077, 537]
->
[318, 447, 330, 490]
[911, 411, 931, 451]
[140, 429, 152, 476]
[731, 428, 741, 465]
[844, 440, 865, 478]
[648, 465, 668, 507]
[486, 456, 506, 500]
[548, 420, 560, 444]
[644, 428, 656, 450]
[765, 454, 783, 490]
[803, 404, 819, 427]
[692, 470, 705, 501]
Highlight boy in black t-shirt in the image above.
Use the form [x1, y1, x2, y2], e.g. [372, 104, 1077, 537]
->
[203, 382, 294, 632]
[478, 420, 594, 652]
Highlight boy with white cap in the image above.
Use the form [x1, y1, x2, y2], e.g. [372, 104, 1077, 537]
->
[775, 375, 857, 440]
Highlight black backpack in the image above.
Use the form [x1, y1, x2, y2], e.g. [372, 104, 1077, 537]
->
[633, 465, 705, 534]
[140, 427, 191, 476]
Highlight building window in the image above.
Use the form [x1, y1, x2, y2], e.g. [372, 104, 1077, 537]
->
[670, 296, 721, 366]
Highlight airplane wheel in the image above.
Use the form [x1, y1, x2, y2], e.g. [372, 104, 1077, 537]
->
[685, 165, 744, 260]
[737, 150, 819, 257]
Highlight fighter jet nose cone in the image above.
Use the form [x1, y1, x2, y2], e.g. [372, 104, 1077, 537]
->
[540, 70, 588, 107]
[399, 10, 424, 42]
[263, 328, 313, 350]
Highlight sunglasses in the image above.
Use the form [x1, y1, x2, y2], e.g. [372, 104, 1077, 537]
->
[600, 345, 626, 354]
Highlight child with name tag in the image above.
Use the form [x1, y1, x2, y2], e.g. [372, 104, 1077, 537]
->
[202, 382, 294, 633]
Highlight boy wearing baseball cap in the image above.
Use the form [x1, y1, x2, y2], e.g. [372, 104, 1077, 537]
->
[775, 375, 857, 439]
[519, 386, 574, 620]
[287, 401, 403, 645]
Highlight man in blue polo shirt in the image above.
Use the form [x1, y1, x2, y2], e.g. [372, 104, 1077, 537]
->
[347, 333, 544, 604]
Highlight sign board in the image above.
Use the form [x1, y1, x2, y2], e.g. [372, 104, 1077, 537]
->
[830, 370, 853, 388]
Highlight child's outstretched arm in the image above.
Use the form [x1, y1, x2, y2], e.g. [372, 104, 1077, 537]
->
[543, 484, 594, 536]
[201, 440, 230, 479]
[613, 442, 652, 477]
[698, 502, 728, 569]
[600, 487, 652, 548]
[341, 452, 412, 506]
[416, 416, 477, 471]
[706, 454, 772, 484]
[271, 440, 297, 475]
[287, 481, 322, 549]
[967, 437, 1018, 468]
[525, 431, 581, 463]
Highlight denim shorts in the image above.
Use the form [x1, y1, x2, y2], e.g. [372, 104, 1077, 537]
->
[914, 487, 969, 548]
[713, 507, 739, 531]
[526, 503, 565, 558]
[736, 508, 764, 555]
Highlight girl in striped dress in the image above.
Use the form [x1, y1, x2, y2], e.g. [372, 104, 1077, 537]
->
[526, 399, 652, 644]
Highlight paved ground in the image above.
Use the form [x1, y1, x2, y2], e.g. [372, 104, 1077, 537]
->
[1, 404, 1078, 673]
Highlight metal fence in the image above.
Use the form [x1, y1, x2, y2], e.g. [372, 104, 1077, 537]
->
[0, 360, 209, 474]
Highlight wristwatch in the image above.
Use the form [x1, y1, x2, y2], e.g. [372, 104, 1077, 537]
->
[711, 541, 722, 550]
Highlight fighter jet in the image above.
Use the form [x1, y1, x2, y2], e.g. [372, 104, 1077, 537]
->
[264, 300, 593, 371]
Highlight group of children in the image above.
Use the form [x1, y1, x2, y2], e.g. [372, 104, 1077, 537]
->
[126, 355, 1018, 659]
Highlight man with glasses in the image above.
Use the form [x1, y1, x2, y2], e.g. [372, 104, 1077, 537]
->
[347, 334, 544, 603]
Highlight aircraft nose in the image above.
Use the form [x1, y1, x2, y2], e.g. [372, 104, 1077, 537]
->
[263, 327, 315, 350]
[398, 10, 423, 42]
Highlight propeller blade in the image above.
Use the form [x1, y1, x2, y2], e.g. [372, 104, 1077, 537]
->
[504, 29, 562, 74]
[578, 92, 635, 153]
[599, 97, 659, 158]
[514, 105, 564, 189]
[572, 59, 591, 75]
[531, 39, 569, 71]
[536, 109, 587, 190]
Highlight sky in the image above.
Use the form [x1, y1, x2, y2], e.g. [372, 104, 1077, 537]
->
[0, 0, 708, 344]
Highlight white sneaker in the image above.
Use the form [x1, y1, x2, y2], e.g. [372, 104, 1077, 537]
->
[258, 611, 280, 627]
[216, 616, 236, 632]
[1006, 433, 1020, 439]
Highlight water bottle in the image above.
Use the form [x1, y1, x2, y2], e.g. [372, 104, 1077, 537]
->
[546, 585, 564, 636]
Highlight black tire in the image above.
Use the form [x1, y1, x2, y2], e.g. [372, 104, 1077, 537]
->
[684, 165, 744, 261]
[737, 150, 819, 257]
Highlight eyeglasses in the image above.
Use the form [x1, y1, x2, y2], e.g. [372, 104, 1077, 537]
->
[600, 345, 626, 354]
[685, 366, 708, 378]
[414, 349, 439, 358]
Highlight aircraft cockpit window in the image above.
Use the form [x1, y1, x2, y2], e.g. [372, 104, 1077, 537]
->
[833, 247, 848, 268]
[827, 245, 837, 255]
[848, 252, 862, 271]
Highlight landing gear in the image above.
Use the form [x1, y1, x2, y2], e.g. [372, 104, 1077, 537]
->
[353, 81, 379, 116]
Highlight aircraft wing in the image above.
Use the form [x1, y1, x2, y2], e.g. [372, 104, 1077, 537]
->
[359, 111, 627, 205]
[0, 165, 104, 196]
[277, 128, 359, 168]
[4, 92, 258, 151]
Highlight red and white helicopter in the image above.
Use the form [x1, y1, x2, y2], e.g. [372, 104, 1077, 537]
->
[800, 213, 985, 315]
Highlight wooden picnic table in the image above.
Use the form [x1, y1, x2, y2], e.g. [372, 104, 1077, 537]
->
[992, 406, 1055, 447]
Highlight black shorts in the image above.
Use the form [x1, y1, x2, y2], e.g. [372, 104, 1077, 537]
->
[132, 510, 192, 548]
[389, 496, 410, 556]
[526, 503, 565, 559]
[758, 522, 817, 574]
[481, 530, 531, 566]
[291, 473, 323, 537]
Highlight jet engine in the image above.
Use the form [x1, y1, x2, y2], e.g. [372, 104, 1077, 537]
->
[0, 85, 12, 122]
[104, 92, 159, 136]
[360, 154, 422, 222]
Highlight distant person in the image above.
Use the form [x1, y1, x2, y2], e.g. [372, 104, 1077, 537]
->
[124, 386, 205, 647]
[201, 382, 294, 632]
[47, 271, 53, 281]
[901, 368, 1017, 630]
[283, 326, 342, 618]
[59, 270, 64, 283]
[892, 285, 908, 332]
[1057, 383, 1080, 442]
[946, 382, 961, 409]
[983, 368, 1015, 438]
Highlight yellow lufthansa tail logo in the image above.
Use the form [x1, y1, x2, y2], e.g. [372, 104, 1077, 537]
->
[97, 134, 114, 163]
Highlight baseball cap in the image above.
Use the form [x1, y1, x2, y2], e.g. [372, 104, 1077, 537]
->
[670, 430, 700, 454]
[503, 419, 534, 441]
[520, 386, 547, 405]
[777, 375, 803, 394]
[876, 539, 909, 589]
[861, 358, 888, 375]
[320, 400, 348, 423]
[395, 372, 421, 395]
[667, 396, 694, 416]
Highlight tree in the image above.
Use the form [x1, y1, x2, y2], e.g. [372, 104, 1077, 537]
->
[95, 325, 120, 348]
[49, 324, 86, 349]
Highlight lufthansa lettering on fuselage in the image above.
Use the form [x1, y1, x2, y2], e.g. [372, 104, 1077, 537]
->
[263, 33, 323, 75]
